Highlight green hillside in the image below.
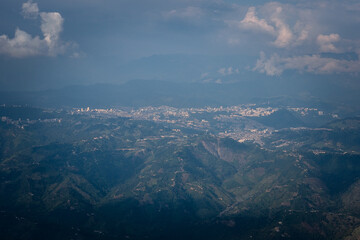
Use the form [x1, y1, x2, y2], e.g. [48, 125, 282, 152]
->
[0, 106, 360, 239]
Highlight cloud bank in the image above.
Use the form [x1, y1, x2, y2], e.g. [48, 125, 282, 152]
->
[233, 4, 303, 48]
[227, 1, 360, 75]
[254, 52, 360, 76]
[0, 0, 67, 58]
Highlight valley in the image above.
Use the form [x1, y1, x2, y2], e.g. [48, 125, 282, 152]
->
[1, 104, 360, 239]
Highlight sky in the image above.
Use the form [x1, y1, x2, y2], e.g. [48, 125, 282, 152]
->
[0, 0, 360, 90]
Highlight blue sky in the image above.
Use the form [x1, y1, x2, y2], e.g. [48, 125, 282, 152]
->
[0, 0, 360, 90]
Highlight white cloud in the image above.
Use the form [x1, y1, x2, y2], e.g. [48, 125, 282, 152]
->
[270, 6, 293, 48]
[0, 29, 45, 58]
[254, 52, 360, 75]
[227, 2, 360, 76]
[253, 52, 283, 76]
[227, 38, 240, 45]
[292, 20, 311, 46]
[228, 2, 357, 52]
[22, 0, 39, 19]
[215, 78, 222, 84]
[164, 6, 204, 20]
[234, 5, 296, 48]
[218, 67, 239, 76]
[239, 7, 276, 35]
[40, 12, 64, 55]
[200, 72, 208, 78]
[0, 1, 68, 58]
[317, 33, 340, 52]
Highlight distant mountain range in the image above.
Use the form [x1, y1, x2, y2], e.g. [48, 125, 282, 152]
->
[1, 79, 360, 117]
